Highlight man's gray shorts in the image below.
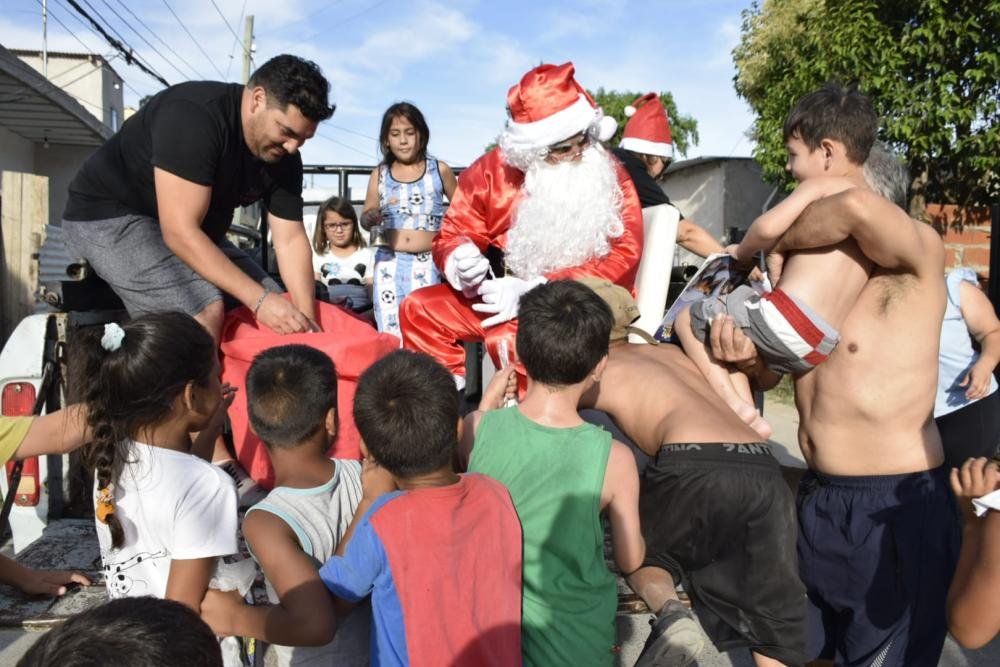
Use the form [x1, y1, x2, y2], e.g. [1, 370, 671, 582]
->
[62, 214, 279, 317]
[689, 284, 839, 375]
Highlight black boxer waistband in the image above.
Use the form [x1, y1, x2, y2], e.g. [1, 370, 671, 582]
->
[654, 442, 780, 470]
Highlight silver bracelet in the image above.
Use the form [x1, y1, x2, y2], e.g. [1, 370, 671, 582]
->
[253, 290, 269, 315]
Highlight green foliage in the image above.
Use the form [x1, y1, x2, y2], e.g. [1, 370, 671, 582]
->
[733, 0, 1000, 212]
[588, 89, 699, 157]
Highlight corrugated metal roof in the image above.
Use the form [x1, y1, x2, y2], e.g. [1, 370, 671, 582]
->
[0, 44, 111, 147]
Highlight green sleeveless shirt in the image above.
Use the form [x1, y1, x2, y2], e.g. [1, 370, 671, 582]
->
[469, 407, 616, 666]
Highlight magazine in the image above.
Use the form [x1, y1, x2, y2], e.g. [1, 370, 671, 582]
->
[654, 253, 766, 342]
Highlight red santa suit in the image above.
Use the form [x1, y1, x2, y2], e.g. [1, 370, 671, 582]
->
[399, 144, 643, 380]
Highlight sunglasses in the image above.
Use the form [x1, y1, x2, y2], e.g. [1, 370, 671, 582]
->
[547, 132, 592, 160]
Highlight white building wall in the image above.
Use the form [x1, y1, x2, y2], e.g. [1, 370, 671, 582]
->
[14, 53, 123, 130]
[662, 163, 726, 267]
[33, 143, 97, 225]
[0, 125, 35, 173]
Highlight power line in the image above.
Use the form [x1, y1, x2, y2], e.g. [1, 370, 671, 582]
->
[61, 0, 169, 86]
[78, 0, 168, 85]
[208, 0, 250, 57]
[159, 0, 226, 79]
[224, 0, 248, 80]
[111, 0, 205, 80]
[314, 130, 377, 160]
[329, 123, 379, 143]
[99, 0, 194, 82]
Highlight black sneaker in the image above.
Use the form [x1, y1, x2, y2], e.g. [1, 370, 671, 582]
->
[634, 599, 707, 666]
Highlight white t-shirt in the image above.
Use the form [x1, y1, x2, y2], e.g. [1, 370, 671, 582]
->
[95, 442, 238, 599]
[311, 247, 374, 283]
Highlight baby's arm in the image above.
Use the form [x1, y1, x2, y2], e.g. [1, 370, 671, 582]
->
[948, 457, 1000, 649]
[201, 511, 337, 646]
[734, 177, 857, 263]
[601, 441, 645, 575]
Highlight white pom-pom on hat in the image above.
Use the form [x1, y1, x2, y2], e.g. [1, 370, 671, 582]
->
[596, 115, 618, 142]
[624, 105, 637, 117]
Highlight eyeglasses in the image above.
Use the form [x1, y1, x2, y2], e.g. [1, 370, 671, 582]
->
[324, 222, 353, 230]
[546, 132, 592, 161]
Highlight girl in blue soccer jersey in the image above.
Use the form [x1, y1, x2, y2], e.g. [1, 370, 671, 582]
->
[361, 102, 457, 338]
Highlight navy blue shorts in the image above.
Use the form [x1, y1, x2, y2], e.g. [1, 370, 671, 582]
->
[797, 466, 960, 666]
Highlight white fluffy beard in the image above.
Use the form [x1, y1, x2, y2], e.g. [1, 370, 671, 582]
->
[504, 145, 624, 280]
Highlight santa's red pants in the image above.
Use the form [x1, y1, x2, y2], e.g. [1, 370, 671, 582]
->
[400, 283, 520, 381]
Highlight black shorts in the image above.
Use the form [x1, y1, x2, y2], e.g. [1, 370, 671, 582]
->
[640, 443, 806, 665]
[797, 467, 960, 666]
[935, 391, 1000, 470]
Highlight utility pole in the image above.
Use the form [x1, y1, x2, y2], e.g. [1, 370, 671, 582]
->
[241, 15, 254, 84]
[42, 0, 48, 78]
[233, 14, 258, 232]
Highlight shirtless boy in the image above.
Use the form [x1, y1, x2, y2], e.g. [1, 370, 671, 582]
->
[576, 281, 806, 667]
[675, 83, 877, 439]
[714, 150, 958, 665]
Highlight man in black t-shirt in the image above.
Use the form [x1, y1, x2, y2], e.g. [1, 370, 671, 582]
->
[62, 55, 334, 339]
[612, 93, 722, 258]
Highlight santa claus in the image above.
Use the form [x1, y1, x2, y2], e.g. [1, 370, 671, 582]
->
[400, 62, 643, 386]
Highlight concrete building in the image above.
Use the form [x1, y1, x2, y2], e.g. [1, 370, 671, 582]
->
[660, 156, 782, 267]
[8, 49, 124, 132]
[0, 44, 116, 227]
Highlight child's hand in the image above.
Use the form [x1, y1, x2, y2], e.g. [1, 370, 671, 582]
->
[479, 365, 517, 411]
[724, 243, 740, 258]
[765, 250, 785, 285]
[205, 383, 237, 435]
[19, 567, 91, 597]
[361, 458, 396, 501]
[961, 360, 995, 400]
[950, 457, 1000, 522]
[200, 588, 245, 637]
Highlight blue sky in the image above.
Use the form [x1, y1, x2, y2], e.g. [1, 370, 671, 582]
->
[3, 0, 756, 168]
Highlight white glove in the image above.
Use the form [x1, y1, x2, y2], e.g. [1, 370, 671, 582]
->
[472, 276, 546, 328]
[445, 242, 490, 293]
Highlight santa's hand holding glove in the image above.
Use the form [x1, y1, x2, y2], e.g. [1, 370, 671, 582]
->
[445, 242, 492, 297]
[472, 276, 547, 328]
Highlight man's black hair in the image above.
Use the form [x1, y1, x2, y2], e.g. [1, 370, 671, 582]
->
[247, 345, 338, 449]
[17, 597, 222, 667]
[516, 280, 613, 386]
[353, 350, 458, 478]
[783, 82, 877, 165]
[248, 54, 334, 122]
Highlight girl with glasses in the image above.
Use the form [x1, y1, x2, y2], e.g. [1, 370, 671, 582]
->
[311, 197, 374, 314]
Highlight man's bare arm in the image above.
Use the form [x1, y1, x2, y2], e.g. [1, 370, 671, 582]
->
[676, 218, 724, 258]
[773, 188, 941, 275]
[269, 214, 318, 324]
[155, 168, 311, 334]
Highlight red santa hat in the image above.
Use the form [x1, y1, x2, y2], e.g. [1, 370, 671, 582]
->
[499, 62, 617, 154]
[619, 93, 673, 158]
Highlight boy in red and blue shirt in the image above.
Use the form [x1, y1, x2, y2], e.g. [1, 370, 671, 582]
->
[319, 350, 522, 666]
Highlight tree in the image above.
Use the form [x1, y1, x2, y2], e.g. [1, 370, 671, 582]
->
[589, 89, 699, 157]
[484, 89, 699, 157]
[733, 0, 1000, 216]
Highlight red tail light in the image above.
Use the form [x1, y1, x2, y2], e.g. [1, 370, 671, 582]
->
[1, 383, 35, 416]
[3, 382, 41, 506]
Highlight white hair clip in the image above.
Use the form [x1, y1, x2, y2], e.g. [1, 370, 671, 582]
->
[101, 323, 126, 352]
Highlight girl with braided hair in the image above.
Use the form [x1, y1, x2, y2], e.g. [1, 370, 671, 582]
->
[73, 312, 236, 613]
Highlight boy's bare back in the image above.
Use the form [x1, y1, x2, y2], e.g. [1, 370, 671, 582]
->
[582, 343, 763, 454]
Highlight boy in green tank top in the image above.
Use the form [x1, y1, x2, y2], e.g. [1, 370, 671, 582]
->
[464, 280, 645, 666]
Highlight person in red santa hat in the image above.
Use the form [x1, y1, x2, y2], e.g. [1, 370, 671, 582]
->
[399, 62, 643, 388]
[612, 93, 723, 258]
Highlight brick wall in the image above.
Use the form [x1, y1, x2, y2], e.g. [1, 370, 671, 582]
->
[927, 203, 992, 282]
